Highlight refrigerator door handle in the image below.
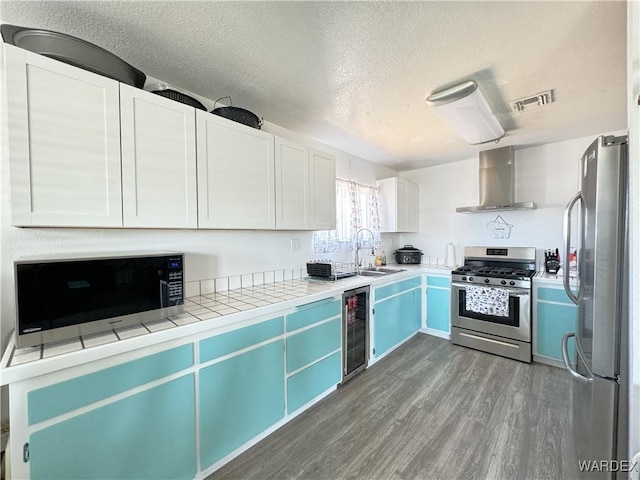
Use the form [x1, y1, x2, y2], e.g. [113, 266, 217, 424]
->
[563, 191, 583, 304]
[561, 332, 592, 385]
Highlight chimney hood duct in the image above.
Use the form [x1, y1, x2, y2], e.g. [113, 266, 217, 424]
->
[456, 146, 536, 213]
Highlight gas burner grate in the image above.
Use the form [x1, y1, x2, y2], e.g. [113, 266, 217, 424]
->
[453, 265, 535, 279]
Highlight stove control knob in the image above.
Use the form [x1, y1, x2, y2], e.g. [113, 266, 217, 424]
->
[501, 280, 507, 285]
[510, 281, 516, 286]
[484, 278, 490, 284]
[468, 277, 473, 282]
[461, 276, 467, 281]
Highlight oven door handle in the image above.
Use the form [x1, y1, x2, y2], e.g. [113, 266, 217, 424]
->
[451, 282, 529, 296]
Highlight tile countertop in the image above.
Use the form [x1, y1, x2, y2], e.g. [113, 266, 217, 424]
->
[1, 266, 446, 384]
[534, 268, 578, 285]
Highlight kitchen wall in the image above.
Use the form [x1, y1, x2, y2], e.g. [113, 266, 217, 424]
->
[397, 134, 622, 266]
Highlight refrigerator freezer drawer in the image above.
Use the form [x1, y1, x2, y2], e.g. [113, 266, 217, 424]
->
[573, 374, 619, 468]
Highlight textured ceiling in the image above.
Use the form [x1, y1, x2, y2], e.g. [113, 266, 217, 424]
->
[0, 1, 628, 170]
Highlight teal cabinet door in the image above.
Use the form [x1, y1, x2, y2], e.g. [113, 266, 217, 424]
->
[28, 344, 193, 425]
[199, 340, 285, 469]
[426, 285, 451, 333]
[536, 301, 578, 361]
[286, 318, 341, 373]
[29, 375, 197, 480]
[287, 351, 341, 414]
[374, 288, 420, 357]
[286, 298, 341, 332]
[284, 304, 342, 414]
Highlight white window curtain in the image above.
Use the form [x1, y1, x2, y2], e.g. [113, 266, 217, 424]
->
[313, 179, 381, 254]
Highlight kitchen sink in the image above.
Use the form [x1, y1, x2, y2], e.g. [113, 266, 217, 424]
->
[359, 267, 406, 276]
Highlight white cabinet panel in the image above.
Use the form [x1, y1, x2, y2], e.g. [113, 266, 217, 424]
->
[309, 149, 336, 230]
[405, 181, 419, 232]
[274, 143, 336, 231]
[275, 138, 309, 229]
[377, 177, 419, 233]
[197, 112, 276, 229]
[120, 85, 197, 228]
[5, 45, 122, 227]
[396, 180, 409, 232]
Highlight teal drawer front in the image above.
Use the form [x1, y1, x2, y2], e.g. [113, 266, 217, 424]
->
[538, 287, 575, 304]
[30, 374, 197, 480]
[374, 277, 421, 302]
[374, 289, 420, 356]
[286, 299, 341, 332]
[427, 275, 450, 288]
[536, 302, 578, 361]
[28, 344, 193, 425]
[286, 318, 341, 373]
[426, 287, 451, 333]
[287, 351, 341, 413]
[199, 316, 284, 363]
[199, 340, 285, 469]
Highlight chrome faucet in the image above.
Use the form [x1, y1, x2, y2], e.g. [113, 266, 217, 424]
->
[355, 228, 375, 274]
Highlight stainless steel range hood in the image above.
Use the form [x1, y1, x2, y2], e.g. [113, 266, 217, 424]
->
[456, 146, 536, 213]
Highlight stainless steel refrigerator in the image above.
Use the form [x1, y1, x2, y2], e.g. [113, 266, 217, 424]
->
[561, 135, 629, 477]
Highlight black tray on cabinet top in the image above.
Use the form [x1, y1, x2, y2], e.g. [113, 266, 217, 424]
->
[1, 24, 146, 88]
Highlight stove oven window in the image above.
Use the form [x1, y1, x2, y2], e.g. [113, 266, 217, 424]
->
[457, 289, 520, 327]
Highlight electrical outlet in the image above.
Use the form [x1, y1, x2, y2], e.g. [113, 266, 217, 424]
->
[290, 239, 302, 252]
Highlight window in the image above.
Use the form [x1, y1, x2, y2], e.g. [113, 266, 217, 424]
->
[313, 179, 381, 254]
[335, 180, 374, 242]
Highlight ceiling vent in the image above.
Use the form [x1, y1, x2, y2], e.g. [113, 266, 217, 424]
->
[511, 90, 554, 113]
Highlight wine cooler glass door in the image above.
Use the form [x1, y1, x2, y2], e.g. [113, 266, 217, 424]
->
[342, 286, 369, 383]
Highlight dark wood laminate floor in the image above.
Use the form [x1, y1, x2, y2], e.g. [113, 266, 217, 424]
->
[206, 334, 580, 480]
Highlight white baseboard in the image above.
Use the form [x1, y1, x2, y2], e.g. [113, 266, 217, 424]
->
[532, 354, 566, 369]
[420, 328, 451, 340]
[370, 332, 420, 366]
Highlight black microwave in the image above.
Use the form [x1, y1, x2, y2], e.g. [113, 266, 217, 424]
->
[15, 252, 185, 348]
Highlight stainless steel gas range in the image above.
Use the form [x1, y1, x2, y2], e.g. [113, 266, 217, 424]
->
[450, 246, 536, 363]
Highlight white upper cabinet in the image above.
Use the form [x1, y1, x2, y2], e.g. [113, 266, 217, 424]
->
[196, 111, 276, 229]
[120, 85, 198, 228]
[274, 141, 336, 231]
[309, 148, 336, 231]
[4, 45, 336, 232]
[5, 45, 123, 227]
[377, 177, 419, 233]
[275, 138, 309, 230]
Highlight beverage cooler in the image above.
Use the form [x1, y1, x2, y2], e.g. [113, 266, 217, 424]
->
[342, 286, 369, 383]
